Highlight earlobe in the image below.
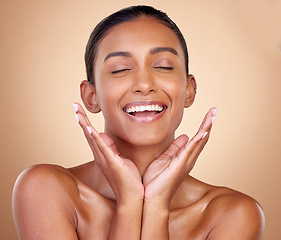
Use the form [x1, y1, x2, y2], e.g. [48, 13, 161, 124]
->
[184, 75, 197, 108]
[80, 80, 101, 113]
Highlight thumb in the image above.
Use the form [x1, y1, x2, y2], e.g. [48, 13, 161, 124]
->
[99, 133, 121, 156]
[160, 134, 189, 160]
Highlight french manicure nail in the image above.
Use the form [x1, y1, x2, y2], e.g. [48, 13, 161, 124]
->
[75, 114, 79, 123]
[202, 132, 208, 139]
[212, 116, 216, 124]
[73, 103, 79, 113]
[213, 108, 217, 117]
[87, 126, 92, 134]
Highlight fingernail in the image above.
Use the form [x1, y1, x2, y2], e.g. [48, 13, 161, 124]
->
[73, 103, 78, 113]
[75, 114, 79, 123]
[87, 126, 92, 134]
[212, 116, 216, 124]
[212, 108, 217, 124]
[202, 132, 208, 139]
[213, 108, 217, 117]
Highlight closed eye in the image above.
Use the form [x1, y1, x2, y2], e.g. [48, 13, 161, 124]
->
[154, 66, 174, 70]
[111, 68, 132, 74]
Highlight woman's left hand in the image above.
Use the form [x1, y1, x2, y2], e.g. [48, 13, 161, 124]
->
[142, 108, 217, 208]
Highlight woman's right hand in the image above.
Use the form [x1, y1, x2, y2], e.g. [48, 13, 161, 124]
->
[73, 103, 144, 205]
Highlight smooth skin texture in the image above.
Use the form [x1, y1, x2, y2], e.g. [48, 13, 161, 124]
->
[13, 17, 265, 239]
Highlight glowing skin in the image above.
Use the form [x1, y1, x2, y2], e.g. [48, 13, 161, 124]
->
[12, 15, 265, 240]
[92, 17, 195, 167]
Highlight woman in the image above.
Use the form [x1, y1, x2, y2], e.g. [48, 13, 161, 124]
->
[12, 5, 265, 239]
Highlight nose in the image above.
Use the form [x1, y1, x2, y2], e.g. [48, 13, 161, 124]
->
[131, 69, 158, 95]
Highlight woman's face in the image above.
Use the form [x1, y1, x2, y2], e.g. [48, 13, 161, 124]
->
[93, 17, 194, 147]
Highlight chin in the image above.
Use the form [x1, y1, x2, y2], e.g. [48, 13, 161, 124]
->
[122, 130, 175, 148]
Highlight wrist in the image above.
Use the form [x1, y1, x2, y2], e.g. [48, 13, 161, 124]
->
[114, 188, 144, 204]
[109, 197, 143, 240]
[143, 201, 169, 215]
[141, 202, 170, 239]
[116, 197, 144, 210]
[144, 195, 170, 210]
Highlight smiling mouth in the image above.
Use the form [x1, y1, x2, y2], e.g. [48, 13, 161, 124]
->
[123, 104, 167, 117]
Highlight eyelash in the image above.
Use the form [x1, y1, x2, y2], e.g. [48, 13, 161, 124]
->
[154, 66, 173, 70]
[111, 66, 173, 74]
[111, 69, 131, 74]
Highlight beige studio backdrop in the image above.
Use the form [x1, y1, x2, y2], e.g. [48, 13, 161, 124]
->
[1, 0, 280, 239]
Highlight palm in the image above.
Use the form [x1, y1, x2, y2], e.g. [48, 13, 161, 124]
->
[142, 108, 216, 205]
[75, 102, 215, 204]
[143, 154, 173, 188]
[143, 135, 189, 202]
[93, 133, 144, 199]
[119, 156, 143, 190]
[74, 103, 144, 201]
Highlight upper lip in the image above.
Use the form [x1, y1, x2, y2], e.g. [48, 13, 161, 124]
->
[122, 101, 167, 114]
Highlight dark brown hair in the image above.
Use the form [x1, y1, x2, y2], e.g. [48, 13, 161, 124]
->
[85, 5, 189, 84]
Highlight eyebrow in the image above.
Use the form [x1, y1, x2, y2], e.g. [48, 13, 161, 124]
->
[103, 47, 179, 62]
[104, 51, 132, 62]
[150, 47, 178, 56]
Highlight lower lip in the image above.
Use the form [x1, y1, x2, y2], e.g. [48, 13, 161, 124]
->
[124, 108, 167, 123]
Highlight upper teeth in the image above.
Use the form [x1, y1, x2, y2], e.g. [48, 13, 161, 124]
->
[125, 105, 164, 113]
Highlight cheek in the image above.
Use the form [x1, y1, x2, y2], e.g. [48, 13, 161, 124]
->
[98, 90, 116, 117]
[165, 77, 187, 103]
[168, 79, 187, 121]
[96, 81, 126, 122]
[96, 78, 118, 106]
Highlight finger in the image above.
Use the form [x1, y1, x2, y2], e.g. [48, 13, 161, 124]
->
[73, 106, 125, 176]
[74, 110, 100, 143]
[73, 102, 92, 126]
[86, 125, 122, 169]
[197, 107, 217, 134]
[73, 107, 111, 167]
[186, 107, 216, 146]
[164, 108, 216, 163]
[182, 107, 216, 152]
[86, 129, 121, 175]
[159, 134, 189, 160]
[99, 132, 121, 156]
[90, 132, 123, 167]
[74, 112, 105, 162]
[171, 108, 216, 170]
[180, 108, 217, 170]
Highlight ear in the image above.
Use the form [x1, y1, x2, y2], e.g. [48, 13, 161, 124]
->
[184, 75, 197, 108]
[80, 80, 101, 113]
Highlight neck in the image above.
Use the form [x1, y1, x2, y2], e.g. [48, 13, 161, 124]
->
[106, 132, 174, 176]
[119, 143, 170, 176]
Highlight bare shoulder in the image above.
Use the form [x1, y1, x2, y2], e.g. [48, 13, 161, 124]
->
[205, 186, 265, 239]
[12, 164, 80, 239]
[13, 164, 80, 201]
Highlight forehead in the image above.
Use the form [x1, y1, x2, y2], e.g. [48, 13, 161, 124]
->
[96, 17, 184, 59]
